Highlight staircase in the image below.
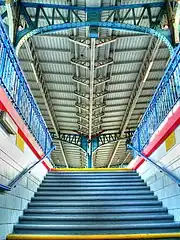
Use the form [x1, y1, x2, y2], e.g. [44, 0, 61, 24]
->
[7, 169, 180, 239]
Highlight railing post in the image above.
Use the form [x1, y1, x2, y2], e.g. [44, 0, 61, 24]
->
[0, 47, 6, 83]
[137, 127, 141, 152]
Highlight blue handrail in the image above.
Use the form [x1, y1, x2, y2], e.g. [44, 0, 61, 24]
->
[0, 145, 55, 192]
[0, 16, 52, 154]
[132, 44, 180, 156]
[0, 183, 11, 191]
[128, 144, 180, 186]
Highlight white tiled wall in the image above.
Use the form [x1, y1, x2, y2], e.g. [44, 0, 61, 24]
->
[0, 125, 50, 240]
[137, 125, 180, 222]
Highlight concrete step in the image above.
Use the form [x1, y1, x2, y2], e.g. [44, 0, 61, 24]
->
[23, 207, 169, 215]
[28, 200, 162, 208]
[45, 175, 140, 180]
[37, 186, 150, 192]
[31, 195, 158, 202]
[40, 182, 146, 187]
[19, 214, 173, 222]
[19, 214, 174, 225]
[14, 222, 180, 234]
[48, 171, 137, 176]
[43, 178, 142, 183]
[43, 180, 143, 185]
[35, 190, 154, 196]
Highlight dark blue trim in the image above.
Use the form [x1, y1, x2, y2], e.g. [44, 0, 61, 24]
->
[128, 144, 180, 186]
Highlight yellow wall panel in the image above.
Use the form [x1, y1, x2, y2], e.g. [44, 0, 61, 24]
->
[165, 131, 176, 152]
[16, 133, 25, 152]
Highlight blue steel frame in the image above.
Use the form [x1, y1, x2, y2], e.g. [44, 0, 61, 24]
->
[131, 44, 180, 157]
[16, 22, 174, 56]
[0, 16, 53, 154]
[0, 1, 167, 25]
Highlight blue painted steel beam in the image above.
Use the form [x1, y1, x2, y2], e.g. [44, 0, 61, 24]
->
[20, 2, 165, 11]
[16, 21, 174, 56]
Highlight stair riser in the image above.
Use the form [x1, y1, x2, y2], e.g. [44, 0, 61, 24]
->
[44, 175, 141, 180]
[23, 208, 168, 215]
[29, 200, 159, 205]
[43, 179, 142, 183]
[13, 228, 180, 235]
[37, 187, 150, 192]
[31, 196, 158, 201]
[19, 219, 174, 225]
[47, 172, 137, 176]
[19, 215, 173, 221]
[40, 183, 146, 188]
[28, 203, 162, 208]
[35, 191, 154, 196]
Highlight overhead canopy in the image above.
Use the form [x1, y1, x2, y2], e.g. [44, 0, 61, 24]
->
[9, 0, 171, 167]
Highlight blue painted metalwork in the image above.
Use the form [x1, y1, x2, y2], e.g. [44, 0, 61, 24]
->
[16, 21, 174, 56]
[0, 0, 175, 45]
[128, 144, 180, 186]
[131, 44, 180, 156]
[0, 0, 171, 47]
[57, 132, 134, 167]
[0, 16, 53, 154]
[0, 183, 11, 191]
[19, 2, 166, 11]
[8, 145, 55, 189]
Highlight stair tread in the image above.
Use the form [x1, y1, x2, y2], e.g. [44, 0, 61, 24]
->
[24, 207, 168, 214]
[20, 214, 173, 221]
[35, 190, 154, 196]
[37, 186, 150, 191]
[28, 200, 162, 207]
[42, 180, 143, 184]
[48, 172, 136, 174]
[31, 195, 157, 201]
[14, 222, 180, 229]
[46, 176, 138, 178]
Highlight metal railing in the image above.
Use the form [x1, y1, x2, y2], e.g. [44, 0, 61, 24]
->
[132, 44, 180, 156]
[0, 16, 52, 154]
[128, 144, 180, 186]
[0, 146, 55, 192]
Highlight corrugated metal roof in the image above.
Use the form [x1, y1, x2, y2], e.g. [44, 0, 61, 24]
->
[17, 0, 170, 168]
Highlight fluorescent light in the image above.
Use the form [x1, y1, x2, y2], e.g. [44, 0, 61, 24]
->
[143, 61, 153, 82]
